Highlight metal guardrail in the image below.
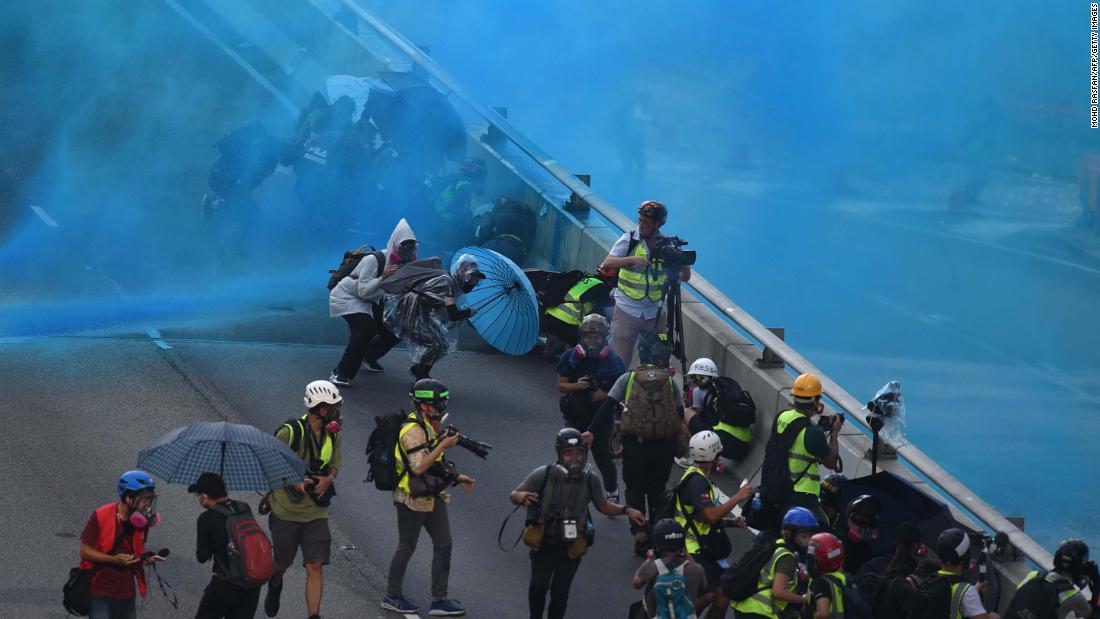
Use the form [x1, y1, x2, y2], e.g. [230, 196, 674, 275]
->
[334, 0, 1053, 569]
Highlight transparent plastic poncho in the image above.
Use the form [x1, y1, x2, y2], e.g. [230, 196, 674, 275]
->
[383, 271, 461, 364]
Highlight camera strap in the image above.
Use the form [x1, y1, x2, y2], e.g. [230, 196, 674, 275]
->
[497, 464, 554, 552]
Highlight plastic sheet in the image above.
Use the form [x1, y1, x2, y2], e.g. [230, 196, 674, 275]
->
[863, 380, 906, 444]
[383, 271, 461, 364]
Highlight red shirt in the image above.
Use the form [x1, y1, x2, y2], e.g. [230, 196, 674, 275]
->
[80, 511, 137, 599]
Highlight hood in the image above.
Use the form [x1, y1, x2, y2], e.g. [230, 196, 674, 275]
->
[385, 218, 417, 266]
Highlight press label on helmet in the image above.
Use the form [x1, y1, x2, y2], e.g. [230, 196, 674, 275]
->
[414, 390, 436, 398]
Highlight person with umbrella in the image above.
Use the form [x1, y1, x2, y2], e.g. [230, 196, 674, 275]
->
[77, 470, 162, 619]
[264, 380, 343, 619]
[384, 253, 484, 380]
[190, 472, 265, 619]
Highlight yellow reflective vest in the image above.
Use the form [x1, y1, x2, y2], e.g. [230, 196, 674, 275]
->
[394, 412, 443, 494]
[673, 465, 716, 555]
[731, 539, 798, 618]
[616, 235, 665, 302]
[545, 277, 603, 326]
[777, 409, 820, 496]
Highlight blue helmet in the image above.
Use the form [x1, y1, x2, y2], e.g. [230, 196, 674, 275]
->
[781, 507, 819, 530]
[117, 470, 156, 497]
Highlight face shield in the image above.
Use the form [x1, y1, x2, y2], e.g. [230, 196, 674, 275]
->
[396, 239, 418, 263]
[452, 254, 485, 294]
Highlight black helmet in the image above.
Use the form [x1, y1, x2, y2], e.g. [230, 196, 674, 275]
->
[652, 518, 686, 554]
[411, 378, 449, 404]
[847, 494, 882, 526]
[638, 331, 671, 367]
[638, 200, 668, 226]
[935, 528, 970, 564]
[820, 473, 846, 508]
[1054, 539, 1089, 577]
[555, 428, 587, 455]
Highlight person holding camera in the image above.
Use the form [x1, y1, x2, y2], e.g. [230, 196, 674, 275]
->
[383, 379, 474, 617]
[556, 313, 625, 498]
[775, 373, 842, 530]
[601, 200, 691, 364]
[512, 428, 646, 619]
[264, 380, 343, 619]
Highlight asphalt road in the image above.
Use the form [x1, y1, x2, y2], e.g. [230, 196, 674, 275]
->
[2, 302, 758, 618]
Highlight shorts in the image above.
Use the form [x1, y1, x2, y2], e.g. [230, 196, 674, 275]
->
[693, 554, 723, 594]
[269, 513, 331, 567]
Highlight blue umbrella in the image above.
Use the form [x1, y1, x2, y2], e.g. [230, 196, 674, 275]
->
[452, 247, 540, 355]
[137, 421, 305, 492]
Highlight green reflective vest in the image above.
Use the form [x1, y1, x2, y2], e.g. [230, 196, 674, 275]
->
[433, 179, 471, 220]
[545, 277, 603, 326]
[777, 409, 820, 496]
[281, 415, 334, 469]
[673, 466, 715, 555]
[937, 570, 973, 619]
[394, 412, 443, 495]
[820, 572, 847, 618]
[616, 236, 665, 302]
[714, 419, 752, 443]
[731, 539, 798, 618]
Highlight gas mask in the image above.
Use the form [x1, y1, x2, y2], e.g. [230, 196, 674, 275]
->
[848, 523, 879, 543]
[395, 241, 418, 263]
[556, 448, 588, 479]
[127, 493, 160, 528]
[575, 333, 610, 360]
[452, 255, 485, 294]
[318, 406, 342, 434]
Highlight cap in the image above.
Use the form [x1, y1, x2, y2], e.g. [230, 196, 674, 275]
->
[188, 472, 227, 498]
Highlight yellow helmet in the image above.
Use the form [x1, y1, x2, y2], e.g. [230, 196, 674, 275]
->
[791, 373, 823, 398]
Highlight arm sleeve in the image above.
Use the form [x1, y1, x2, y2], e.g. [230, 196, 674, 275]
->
[606, 373, 628, 401]
[587, 470, 608, 505]
[803, 424, 831, 459]
[811, 577, 833, 604]
[774, 554, 798, 580]
[960, 584, 988, 617]
[195, 513, 212, 563]
[679, 474, 716, 513]
[353, 255, 385, 300]
[446, 304, 472, 321]
[672, 380, 684, 416]
[80, 513, 99, 547]
[692, 387, 706, 409]
[515, 467, 547, 493]
[400, 424, 431, 472]
[608, 232, 632, 257]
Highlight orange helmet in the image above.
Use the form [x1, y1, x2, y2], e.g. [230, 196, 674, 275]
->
[809, 532, 845, 572]
[791, 373, 823, 399]
[638, 200, 667, 225]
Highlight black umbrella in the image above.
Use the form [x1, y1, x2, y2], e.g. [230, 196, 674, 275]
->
[379, 257, 446, 295]
[373, 71, 467, 165]
[837, 471, 966, 556]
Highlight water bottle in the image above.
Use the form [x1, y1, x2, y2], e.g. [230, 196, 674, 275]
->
[751, 492, 762, 513]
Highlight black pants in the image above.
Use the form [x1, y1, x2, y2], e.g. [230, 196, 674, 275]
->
[540, 314, 581, 347]
[528, 543, 582, 619]
[621, 435, 677, 534]
[334, 305, 401, 379]
[195, 577, 261, 619]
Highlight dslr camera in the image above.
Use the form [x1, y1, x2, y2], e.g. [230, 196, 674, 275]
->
[652, 235, 697, 270]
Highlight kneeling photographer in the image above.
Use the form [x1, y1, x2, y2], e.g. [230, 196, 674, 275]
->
[601, 200, 694, 364]
[511, 428, 645, 619]
[265, 380, 344, 619]
[383, 379, 475, 617]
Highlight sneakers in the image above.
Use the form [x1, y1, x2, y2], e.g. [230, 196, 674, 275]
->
[362, 359, 384, 373]
[381, 594, 419, 614]
[429, 599, 466, 616]
[674, 456, 693, 469]
[328, 372, 351, 387]
[263, 578, 282, 617]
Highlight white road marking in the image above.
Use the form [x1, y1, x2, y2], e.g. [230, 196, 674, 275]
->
[146, 326, 171, 350]
[29, 205, 58, 227]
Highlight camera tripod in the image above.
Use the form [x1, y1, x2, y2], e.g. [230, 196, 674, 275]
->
[662, 267, 688, 377]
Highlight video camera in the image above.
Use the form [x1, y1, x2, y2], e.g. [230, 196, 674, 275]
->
[816, 412, 842, 433]
[444, 425, 493, 459]
[652, 235, 697, 270]
[865, 389, 901, 433]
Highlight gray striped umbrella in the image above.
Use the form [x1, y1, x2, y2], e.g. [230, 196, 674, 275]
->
[137, 421, 305, 491]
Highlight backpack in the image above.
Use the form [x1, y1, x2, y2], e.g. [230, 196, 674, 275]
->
[907, 574, 958, 619]
[621, 366, 681, 440]
[364, 412, 411, 491]
[703, 377, 757, 427]
[720, 538, 782, 602]
[1005, 570, 1076, 619]
[208, 501, 273, 589]
[825, 574, 873, 619]
[490, 197, 537, 247]
[327, 245, 385, 290]
[758, 414, 811, 508]
[534, 269, 586, 308]
[651, 559, 697, 619]
[214, 122, 269, 160]
[854, 570, 891, 617]
[62, 567, 92, 616]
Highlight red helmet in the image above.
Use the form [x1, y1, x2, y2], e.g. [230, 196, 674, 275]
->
[809, 532, 845, 573]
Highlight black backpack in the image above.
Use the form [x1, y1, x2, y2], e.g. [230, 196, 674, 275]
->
[720, 538, 781, 602]
[703, 377, 757, 427]
[1005, 570, 1076, 619]
[364, 412, 412, 491]
[327, 245, 384, 290]
[907, 574, 958, 619]
[758, 414, 811, 508]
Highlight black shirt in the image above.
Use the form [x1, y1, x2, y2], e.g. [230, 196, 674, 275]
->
[841, 533, 875, 574]
[195, 500, 243, 577]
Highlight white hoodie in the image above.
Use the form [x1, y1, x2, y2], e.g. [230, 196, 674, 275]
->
[329, 219, 417, 317]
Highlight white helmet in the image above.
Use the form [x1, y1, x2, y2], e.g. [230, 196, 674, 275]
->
[304, 380, 342, 408]
[688, 358, 719, 378]
[689, 431, 722, 463]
